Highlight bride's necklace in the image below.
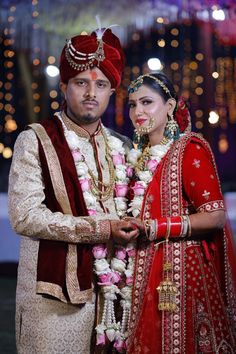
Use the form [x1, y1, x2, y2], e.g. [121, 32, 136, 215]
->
[128, 138, 174, 217]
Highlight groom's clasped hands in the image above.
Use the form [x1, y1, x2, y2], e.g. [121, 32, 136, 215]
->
[110, 218, 144, 245]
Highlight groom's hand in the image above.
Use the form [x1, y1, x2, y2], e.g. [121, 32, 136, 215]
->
[110, 220, 139, 245]
[123, 217, 145, 234]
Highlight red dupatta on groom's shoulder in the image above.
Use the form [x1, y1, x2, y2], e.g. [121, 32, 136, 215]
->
[29, 115, 93, 304]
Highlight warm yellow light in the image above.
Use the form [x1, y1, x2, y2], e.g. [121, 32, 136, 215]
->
[171, 40, 179, 47]
[0, 143, 4, 153]
[7, 73, 14, 80]
[189, 61, 198, 70]
[33, 58, 40, 66]
[195, 121, 203, 129]
[4, 104, 12, 112]
[208, 111, 219, 124]
[171, 28, 179, 36]
[31, 82, 38, 89]
[51, 102, 59, 110]
[80, 31, 88, 35]
[218, 137, 228, 153]
[3, 147, 12, 159]
[8, 50, 15, 58]
[156, 17, 164, 23]
[195, 53, 204, 61]
[195, 110, 203, 118]
[195, 76, 204, 84]
[212, 71, 219, 79]
[5, 93, 13, 101]
[157, 39, 165, 47]
[49, 90, 58, 98]
[32, 11, 39, 17]
[48, 56, 56, 64]
[170, 62, 179, 70]
[195, 87, 203, 95]
[33, 106, 40, 113]
[33, 93, 40, 100]
[4, 61, 14, 68]
[5, 119, 17, 132]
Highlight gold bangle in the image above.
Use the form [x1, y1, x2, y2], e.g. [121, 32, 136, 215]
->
[144, 219, 151, 239]
[166, 217, 171, 240]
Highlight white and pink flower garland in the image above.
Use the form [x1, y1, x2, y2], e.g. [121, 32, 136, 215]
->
[127, 140, 174, 217]
[59, 114, 135, 352]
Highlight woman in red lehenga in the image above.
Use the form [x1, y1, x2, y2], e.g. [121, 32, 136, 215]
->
[126, 72, 236, 353]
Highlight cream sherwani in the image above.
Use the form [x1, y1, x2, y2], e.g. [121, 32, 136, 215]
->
[8, 113, 130, 354]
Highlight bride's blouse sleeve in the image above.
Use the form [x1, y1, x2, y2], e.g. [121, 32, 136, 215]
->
[182, 139, 225, 213]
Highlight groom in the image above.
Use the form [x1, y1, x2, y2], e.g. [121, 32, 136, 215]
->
[8, 28, 138, 353]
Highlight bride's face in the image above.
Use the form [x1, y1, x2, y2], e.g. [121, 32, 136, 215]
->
[128, 84, 175, 136]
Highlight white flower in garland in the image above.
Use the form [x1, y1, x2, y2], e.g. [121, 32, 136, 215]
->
[58, 113, 135, 352]
[127, 148, 142, 165]
[108, 136, 125, 154]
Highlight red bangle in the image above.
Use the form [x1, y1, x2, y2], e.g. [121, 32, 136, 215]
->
[156, 217, 168, 238]
[170, 216, 182, 237]
[156, 216, 183, 239]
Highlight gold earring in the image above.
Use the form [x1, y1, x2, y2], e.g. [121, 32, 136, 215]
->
[164, 113, 180, 140]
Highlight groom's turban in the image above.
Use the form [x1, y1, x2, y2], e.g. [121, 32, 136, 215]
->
[59, 29, 125, 88]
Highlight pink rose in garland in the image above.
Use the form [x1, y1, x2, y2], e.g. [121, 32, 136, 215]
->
[92, 245, 107, 259]
[112, 153, 125, 165]
[146, 159, 158, 173]
[174, 97, 191, 133]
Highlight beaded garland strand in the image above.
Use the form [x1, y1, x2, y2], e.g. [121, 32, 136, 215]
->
[58, 113, 135, 352]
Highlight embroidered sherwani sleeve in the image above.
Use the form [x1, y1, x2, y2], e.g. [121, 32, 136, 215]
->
[182, 140, 225, 212]
[8, 130, 111, 243]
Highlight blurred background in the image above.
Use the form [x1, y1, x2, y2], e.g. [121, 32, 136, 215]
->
[1, 0, 236, 352]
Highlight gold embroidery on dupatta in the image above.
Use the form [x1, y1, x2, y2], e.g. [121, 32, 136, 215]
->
[36, 281, 67, 303]
[160, 136, 188, 354]
[29, 123, 92, 304]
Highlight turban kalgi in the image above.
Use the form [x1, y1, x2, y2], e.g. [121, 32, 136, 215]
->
[59, 29, 125, 88]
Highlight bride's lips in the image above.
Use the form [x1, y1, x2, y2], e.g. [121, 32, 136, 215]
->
[136, 118, 148, 126]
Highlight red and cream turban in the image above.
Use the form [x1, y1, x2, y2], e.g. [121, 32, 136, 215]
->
[59, 29, 125, 88]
